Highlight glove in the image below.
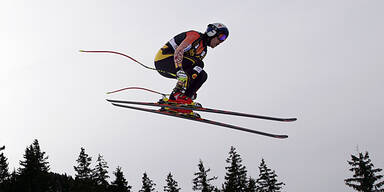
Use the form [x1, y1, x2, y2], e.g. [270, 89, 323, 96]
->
[176, 69, 188, 89]
[176, 69, 188, 82]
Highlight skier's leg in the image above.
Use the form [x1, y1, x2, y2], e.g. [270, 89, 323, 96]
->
[154, 49, 176, 78]
[184, 69, 207, 98]
[181, 57, 207, 99]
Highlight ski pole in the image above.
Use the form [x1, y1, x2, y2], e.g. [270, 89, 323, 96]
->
[80, 50, 177, 77]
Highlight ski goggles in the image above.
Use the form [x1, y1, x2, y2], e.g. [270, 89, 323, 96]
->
[218, 33, 227, 41]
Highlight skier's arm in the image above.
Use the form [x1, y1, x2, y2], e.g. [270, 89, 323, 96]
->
[174, 31, 200, 69]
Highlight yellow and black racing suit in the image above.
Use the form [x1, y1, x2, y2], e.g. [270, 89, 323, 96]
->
[154, 30, 209, 98]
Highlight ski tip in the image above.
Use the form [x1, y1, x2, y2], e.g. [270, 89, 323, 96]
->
[106, 99, 117, 103]
[111, 103, 123, 108]
[79, 50, 84, 52]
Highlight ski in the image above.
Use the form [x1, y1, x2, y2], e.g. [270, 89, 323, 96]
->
[106, 99, 297, 122]
[109, 103, 288, 139]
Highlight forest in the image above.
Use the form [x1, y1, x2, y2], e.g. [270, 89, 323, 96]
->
[0, 139, 383, 192]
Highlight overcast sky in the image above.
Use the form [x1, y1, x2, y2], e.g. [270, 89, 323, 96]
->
[1, 0, 383, 191]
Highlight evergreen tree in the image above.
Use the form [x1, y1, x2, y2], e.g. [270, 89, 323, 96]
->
[92, 154, 109, 187]
[222, 146, 248, 192]
[19, 139, 50, 174]
[0, 146, 10, 184]
[139, 172, 156, 192]
[74, 147, 93, 180]
[192, 160, 217, 192]
[255, 158, 284, 192]
[164, 172, 181, 192]
[245, 177, 257, 192]
[345, 151, 384, 192]
[111, 166, 132, 192]
[17, 139, 51, 192]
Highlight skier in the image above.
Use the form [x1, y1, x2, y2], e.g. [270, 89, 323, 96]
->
[154, 23, 229, 115]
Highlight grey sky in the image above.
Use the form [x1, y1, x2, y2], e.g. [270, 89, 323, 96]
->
[1, 0, 383, 191]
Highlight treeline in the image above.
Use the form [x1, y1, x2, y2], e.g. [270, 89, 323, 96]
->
[0, 139, 283, 192]
[0, 139, 383, 192]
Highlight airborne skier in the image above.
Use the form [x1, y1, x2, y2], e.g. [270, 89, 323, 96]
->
[154, 23, 229, 115]
[80, 23, 297, 138]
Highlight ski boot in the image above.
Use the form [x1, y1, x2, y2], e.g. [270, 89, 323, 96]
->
[159, 90, 201, 118]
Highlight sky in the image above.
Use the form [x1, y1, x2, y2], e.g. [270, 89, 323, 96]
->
[1, 0, 383, 191]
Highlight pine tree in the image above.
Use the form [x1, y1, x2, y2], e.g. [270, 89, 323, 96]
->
[111, 166, 132, 192]
[139, 172, 156, 192]
[255, 158, 284, 192]
[74, 147, 93, 180]
[222, 146, 248, 192]
[0, 146, 10, 184]
[19, 139, 50, 174]
[18, 139, 51, 192]
[345, 151, 384, 192]
[92, 154, 109, 187]
[192, 160, 218, 192]
[164, 172, 181, 192]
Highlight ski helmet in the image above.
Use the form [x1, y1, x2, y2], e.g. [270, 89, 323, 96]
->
[206, 23, 229, 41]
